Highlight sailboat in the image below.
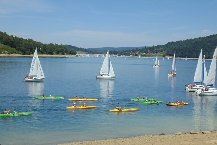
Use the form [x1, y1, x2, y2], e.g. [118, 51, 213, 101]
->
[153, 57, 160, 67]
[96, 51, 115, 79]
[186, 49, 207, 92]
[24, 48, 45, 82]
[196, 47, 217, 96]
[168, 53, 176, 77]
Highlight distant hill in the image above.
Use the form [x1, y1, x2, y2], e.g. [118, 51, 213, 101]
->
[0, 31, 82, 55]
[128, 34, 217, 58]
[87, 47, 141, 53]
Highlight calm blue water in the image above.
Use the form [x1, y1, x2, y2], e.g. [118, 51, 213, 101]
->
[0, 57, 217, 145]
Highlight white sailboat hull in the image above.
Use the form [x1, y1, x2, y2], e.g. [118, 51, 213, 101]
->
[196, 88, 217, 96]
[96, 75, 115, 79]
[25, 76, 44, 82]
[185, 84, 204, 92]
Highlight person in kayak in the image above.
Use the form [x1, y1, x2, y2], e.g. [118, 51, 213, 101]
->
[115, 103, 122, 111]
[82, 102, 86, 107]
[73, 102, 76, 107]
[2, 109, 10, 114]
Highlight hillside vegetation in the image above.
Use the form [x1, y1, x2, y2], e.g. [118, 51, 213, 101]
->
[130, 34, 217, 58]
[0, 31, 78, 55]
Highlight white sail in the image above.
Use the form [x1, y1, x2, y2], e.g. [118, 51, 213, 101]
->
[155, 57, 158, 65]
[97, 51, 115, 79]
[172, 53, 176, 71]
[194, 49, 203, 83]
[27, 48, 45, 80]
[100, 51, 110, 75]
[109, 62, 115, 77]
[204, 48, 217, 86]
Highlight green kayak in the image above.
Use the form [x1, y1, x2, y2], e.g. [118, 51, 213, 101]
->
[36, 96, 64, 100]
[131, 98, 162, 102]
[0, 112, 32, 117]
[140, 100, 163, 105]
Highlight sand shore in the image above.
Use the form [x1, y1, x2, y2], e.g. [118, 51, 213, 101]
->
[59, 131, 217, 145]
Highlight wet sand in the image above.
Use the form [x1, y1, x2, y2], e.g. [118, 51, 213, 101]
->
[59, 131, 217, 145]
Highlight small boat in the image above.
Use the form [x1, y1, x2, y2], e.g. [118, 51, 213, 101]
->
[24, 48, 45, 82]
[140, 100, 163, 105]
[68, 98, 98, 101]
[131, 97, 162, 103]
[186, 49, 206, 92]
[153, 57, 160, 67]
[96, 51, 115, 79]
[35, 95, 64, 100]
[168, 53, 176, 77]
[109, 108, 139, 112]
[66, 105, 96, 109]
[166, 101, 188, 106]
[0, 111, 32, 117]
[196, 47, 217, 96]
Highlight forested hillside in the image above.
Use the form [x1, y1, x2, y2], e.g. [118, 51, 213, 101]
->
[0, 31, 78, 55]
[132, 34, 217, 58]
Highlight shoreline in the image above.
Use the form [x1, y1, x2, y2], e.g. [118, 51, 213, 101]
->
[59, 131, 217, 145]
[0, 54, 76, 58]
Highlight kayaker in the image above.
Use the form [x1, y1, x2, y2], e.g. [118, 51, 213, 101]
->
[2, 109, 10, 114]
[83, 102, 86, 107]
[115, 103, 122, 111]
[73, 102, 76, 107]
[42, 94, 45, 100]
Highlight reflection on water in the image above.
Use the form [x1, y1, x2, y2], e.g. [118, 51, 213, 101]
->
[154, 67, 159, 81]
[188, 93, 217, 131]
[25, 82, 44, 96]
[168, 77, 176, 89]
[98, 79, 114, 98]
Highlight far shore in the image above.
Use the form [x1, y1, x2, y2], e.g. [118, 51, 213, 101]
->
[0, 54, 76, 58]
[59, 131, 217, 145]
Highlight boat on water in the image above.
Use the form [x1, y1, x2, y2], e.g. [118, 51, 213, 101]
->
[168, 53, 176, 77]
[109, 108, 139, 112]
[96, 51, 115, 79]
[0, 111, 32, 117]
[196, 47, 217, 96]
[66, 105, 96, 109]
[24, 48, 45, 82]
[68, 98, 98, 101]
[166, 101, 188, 106]
[185, 49, 207, 92]
[153, 57, 160, 67]
[35, 95, 64, 100]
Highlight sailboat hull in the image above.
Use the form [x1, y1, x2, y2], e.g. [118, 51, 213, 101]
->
[96, 75, 115, 79]
[24, 77, 44, 82]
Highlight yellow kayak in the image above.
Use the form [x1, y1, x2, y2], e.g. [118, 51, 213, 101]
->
[109, 108, 139, 112]
[66, 105, 96, 109]
[68, 98, 98, 101]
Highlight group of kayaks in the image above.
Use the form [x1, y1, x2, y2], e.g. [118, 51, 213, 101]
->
[1, 96, 188, 118]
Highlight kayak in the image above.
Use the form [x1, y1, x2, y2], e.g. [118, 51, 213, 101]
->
[131, 98, 155, 101]
[68, 98, 98, 101]
[166, 102, 188, 106]
[35, 96, 64, 100]
[140, 100, 162, 105]
[109, 108, 139, 112]
[66, 105, 96, 109]
[0, 112, 32, 117]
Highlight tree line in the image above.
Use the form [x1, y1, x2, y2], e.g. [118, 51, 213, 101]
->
[0, 31, 78, 55]
[128, 34, 217, 58]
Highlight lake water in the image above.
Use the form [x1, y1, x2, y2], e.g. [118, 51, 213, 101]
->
[0, 56, 217, 145]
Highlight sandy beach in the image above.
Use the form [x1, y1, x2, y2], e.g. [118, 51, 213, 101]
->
[59, 131, 217, 145]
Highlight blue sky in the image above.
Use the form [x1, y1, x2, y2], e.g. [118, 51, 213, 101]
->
[0, 0, 217, 48]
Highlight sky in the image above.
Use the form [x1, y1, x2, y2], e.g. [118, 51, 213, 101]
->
[0, 0, 217, 48]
